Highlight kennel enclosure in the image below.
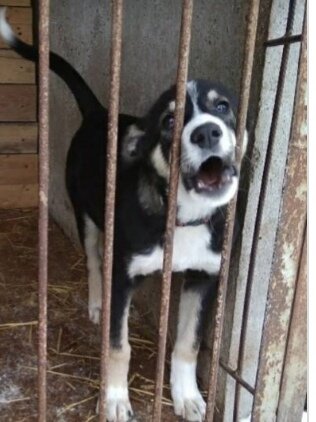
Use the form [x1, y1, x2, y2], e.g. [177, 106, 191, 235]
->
[0, 0, 307, 421]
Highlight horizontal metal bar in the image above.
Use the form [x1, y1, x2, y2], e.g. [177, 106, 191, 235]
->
[265, 33, 302, 47]
[98, 1, 124, 421]
[205, 0, 261, 420]
[152, 1, 193, 420]
[219, 361, 255, 395]
[37, 0, 50, 421]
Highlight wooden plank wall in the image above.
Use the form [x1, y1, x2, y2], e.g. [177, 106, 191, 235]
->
[0, 0, 38, 208]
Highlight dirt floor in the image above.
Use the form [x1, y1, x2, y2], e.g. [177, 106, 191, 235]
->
[0, 208, 184, 422]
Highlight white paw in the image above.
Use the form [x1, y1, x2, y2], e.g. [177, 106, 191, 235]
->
[88, 284, 102, 324]
[96, 386, 134, 422]
[87, 269, 102, 324]
[173, 393, 206, 421]
[171, 357, 206, 421]
[89, 301, 101, 324]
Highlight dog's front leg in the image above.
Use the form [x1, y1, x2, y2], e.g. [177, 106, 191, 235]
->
[97, 277, 134, 422]
[171, 276, 217, 422]
[84, 215, 103, 324]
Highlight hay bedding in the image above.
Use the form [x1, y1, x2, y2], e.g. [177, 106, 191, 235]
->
[0, 208, 176, 421]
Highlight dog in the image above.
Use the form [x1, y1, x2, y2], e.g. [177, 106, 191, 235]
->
[0, 9, 247, 421]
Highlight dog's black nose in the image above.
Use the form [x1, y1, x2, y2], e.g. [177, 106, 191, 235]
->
[191, 123, 222, 149]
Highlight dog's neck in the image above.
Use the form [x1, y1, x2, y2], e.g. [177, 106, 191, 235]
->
[176, 176, 217, 225]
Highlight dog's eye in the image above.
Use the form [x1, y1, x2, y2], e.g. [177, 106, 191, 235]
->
[216, 100, 229, 113]
[162, 114, 175, 130]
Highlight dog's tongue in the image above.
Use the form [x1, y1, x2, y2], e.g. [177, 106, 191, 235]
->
[198, 157, 223, 186]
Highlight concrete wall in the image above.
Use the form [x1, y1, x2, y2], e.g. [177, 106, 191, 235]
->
[49, 0, 248, 242]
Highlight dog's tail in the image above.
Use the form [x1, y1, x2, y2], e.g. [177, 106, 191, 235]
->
[0, 8, 103, 118]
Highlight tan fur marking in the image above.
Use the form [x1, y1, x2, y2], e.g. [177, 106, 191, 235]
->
[173, 290, 202, 361]
[107, 345, 131, 387]
[207, 89, 218, 102]
[169, 100, 176, 112]
[108, 300, 131, 387]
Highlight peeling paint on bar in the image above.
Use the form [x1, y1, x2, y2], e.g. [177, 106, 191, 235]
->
[37, 0, 50, 420]
[98, 1, 124, 421]
[252, 16, 307, 422]
[233, 0, 305, 418]
[277, 233, 307, 421]
[152, 1, 193, 420]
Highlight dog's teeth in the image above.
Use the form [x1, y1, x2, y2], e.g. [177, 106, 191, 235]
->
[222, 174, 231, 184]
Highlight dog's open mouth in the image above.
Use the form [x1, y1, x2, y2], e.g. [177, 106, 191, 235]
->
[194, 156, 237, 193]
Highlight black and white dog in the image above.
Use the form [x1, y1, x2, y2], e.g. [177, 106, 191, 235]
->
[1, 9, 247, 422]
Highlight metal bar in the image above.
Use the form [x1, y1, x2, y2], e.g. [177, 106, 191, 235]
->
[37, 0, 50, 420]
[98, 1, 123, 421]
[234, 0, 300, 419]
[252, 15, 307, 420]
[219, 361, 255, 395]
[265, 33, 302, 47]
[277, 230, 307, 421]
[152, 1, 193, 420]
[204, 0, 260, 420]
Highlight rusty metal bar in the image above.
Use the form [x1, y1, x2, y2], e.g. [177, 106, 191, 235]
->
[251, 15, 307, 420]
[152, 1, 193, 420]
[37, 0, 50, 420]
[204, 0, 260, 420]
[277, 230, 307, 421]
[98, 1, 123, 421]
[233, 0, 302, 419]
[265, 33, 302, 47]
[219, 361, 255, 395]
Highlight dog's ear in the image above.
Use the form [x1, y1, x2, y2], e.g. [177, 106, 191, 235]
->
[121, 124, 146, 164]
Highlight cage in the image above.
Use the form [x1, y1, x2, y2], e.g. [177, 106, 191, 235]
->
[0, 0, 307, 421]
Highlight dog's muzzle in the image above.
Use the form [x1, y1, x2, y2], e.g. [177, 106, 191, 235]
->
[183, 122, 237, 195]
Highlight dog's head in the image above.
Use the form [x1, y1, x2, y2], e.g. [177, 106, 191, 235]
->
[124, 79, 248, 214]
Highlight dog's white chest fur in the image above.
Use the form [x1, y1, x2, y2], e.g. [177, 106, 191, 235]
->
[128, 224, 221, 278]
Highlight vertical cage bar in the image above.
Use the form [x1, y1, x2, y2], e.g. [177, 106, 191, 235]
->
[252, 16, 307, 420]
[277, 231, 307, 421]
[234, 1, 300, 419]
[37, 0, 50, 420]
[98, 1, 123, 420]
[152, 1, 193, 420]
[205, 0, 260, 420]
